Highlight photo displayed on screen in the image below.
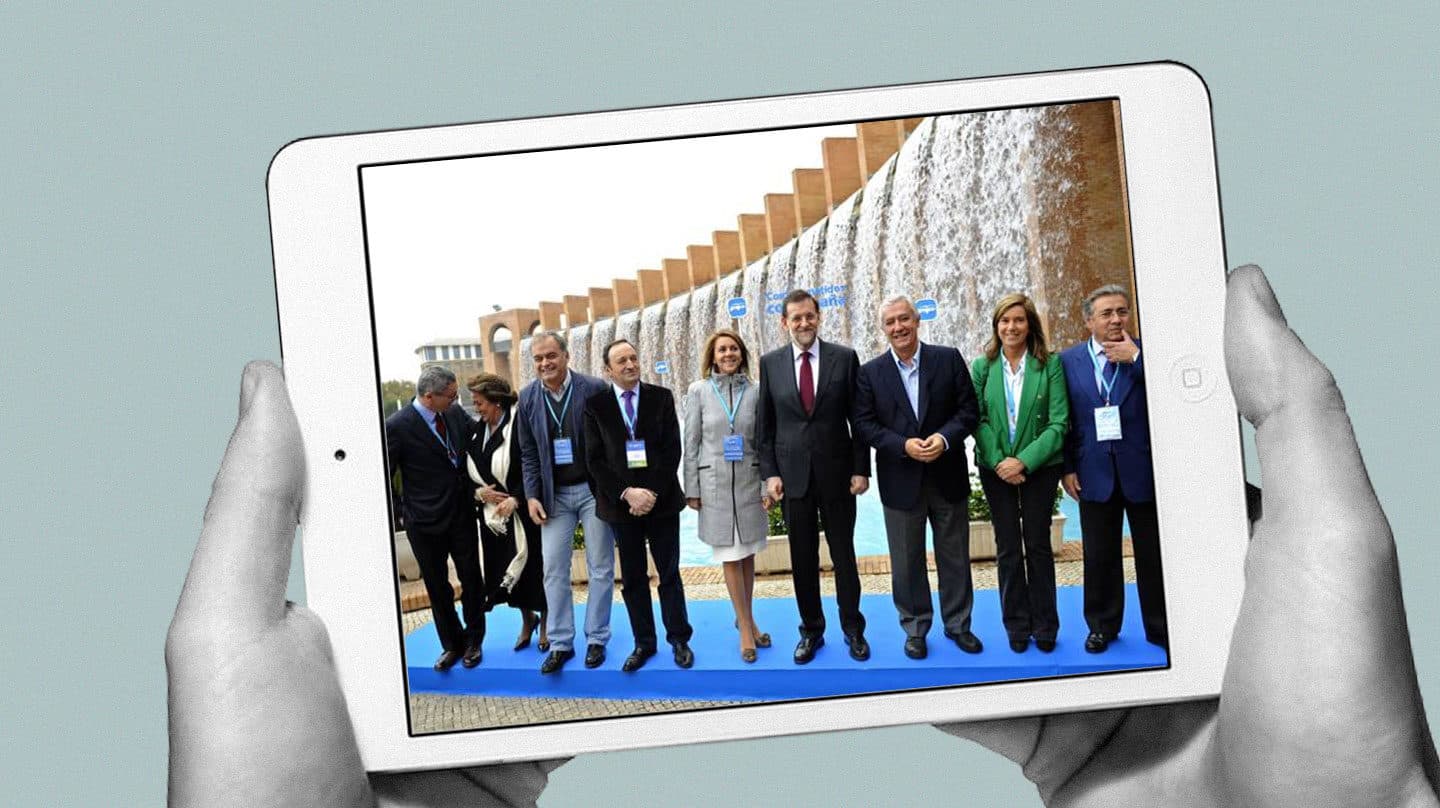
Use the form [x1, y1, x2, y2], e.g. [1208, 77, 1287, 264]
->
[359, 99, 1171, 737]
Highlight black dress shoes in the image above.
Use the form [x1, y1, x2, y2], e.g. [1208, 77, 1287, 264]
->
[1008, 636, 1030, 653]
[540, 648, 575, 674]
[584, 643, 606, 668]
[1035, 637, 1057, 653]
[947, 631, 984, 654]
[1084, 632, 1111, 653]
[903, 636, 928, 660]
[433, 649, 464, 672]
[623, 647, 656, 672]
[793, 634, 825, 664]
[462, 639, 483, 668]
[672, 642, 695, 669]
[844, 633, 871, 661]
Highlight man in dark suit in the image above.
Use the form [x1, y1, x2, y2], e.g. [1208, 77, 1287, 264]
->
[515, 331, 616, 674]
[854, 296, 982, 659]
[385, 366, 486, 671]
[1059, 283, 1168, 652]
[582, 339, 694, 672]
[756, 289, 872, 664]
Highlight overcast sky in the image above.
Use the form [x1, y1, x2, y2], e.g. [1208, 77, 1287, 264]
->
[362, 122, 856, 382]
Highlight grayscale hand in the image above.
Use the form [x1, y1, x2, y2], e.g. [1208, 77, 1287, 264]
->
[940, 265, 1440, 806]
[166, 361, 565, 807]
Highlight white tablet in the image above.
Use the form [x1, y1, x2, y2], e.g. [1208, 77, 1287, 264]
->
[269, 61, 1248, 772]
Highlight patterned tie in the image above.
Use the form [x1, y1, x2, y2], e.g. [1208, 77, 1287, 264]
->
[799, 350, 815, 415]
[433, 412, 457, 466]
[622, 389, 636, 435]
[1101, 357, 1117, 404]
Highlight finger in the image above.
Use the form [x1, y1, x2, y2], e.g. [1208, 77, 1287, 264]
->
[1224, 265, 1390, 560]
[374, 758, 568, 808]
[1223, 265, 1430, 776]
[174, 361, 303, 634]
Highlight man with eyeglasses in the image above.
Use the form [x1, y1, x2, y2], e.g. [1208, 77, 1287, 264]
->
[385, 365, 488, 671]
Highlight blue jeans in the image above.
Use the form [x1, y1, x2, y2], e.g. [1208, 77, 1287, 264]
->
[541, 483, 615, 652]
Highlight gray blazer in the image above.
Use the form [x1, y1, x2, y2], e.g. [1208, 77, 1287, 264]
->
[682, 372, 768, 547]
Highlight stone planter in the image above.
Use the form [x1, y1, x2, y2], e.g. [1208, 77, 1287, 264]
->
[968, 514, 1067, 561]
[394, 531, 420, 581]
[750, 515, 1066, 575]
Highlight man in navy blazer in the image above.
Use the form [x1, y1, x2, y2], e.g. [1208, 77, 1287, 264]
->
[1059, 284, 1168, 652]
[515, 331, 616, 674]
[385, 366, 486, 671]
[756, 289, 873, 664]
[854, 296, 982, 659]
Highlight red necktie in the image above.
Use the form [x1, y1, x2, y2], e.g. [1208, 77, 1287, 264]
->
[433, 413, 457, 465]
[799, 350, 815, 416]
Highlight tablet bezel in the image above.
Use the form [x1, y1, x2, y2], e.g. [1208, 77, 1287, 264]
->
[269, 62, 1247, 772]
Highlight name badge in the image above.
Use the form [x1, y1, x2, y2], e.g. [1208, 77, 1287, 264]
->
[1094, 406, 1122, 441]
[723, 434, 744, 462]
[553, 437, 574, 465]
[625, 439, 648, 468]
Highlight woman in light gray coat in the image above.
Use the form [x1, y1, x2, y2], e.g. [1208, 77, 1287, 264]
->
[684, 329, 771, 662]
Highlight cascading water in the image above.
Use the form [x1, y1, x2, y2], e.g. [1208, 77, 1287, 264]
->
[590, 317, 616, 373]
[638, 301, 666, 386]
[566, 323, 592, 378]
[515, 336, 535, 390]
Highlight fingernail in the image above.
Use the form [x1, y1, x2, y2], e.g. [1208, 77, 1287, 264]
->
[240, 362, 261, 415]
[1240, 265, 1286, 323]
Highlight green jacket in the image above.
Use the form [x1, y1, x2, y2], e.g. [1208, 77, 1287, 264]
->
[970, 352, 1070, 472]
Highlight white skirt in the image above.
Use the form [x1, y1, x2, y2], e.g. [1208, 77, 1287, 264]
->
[710, 526, 767, 563]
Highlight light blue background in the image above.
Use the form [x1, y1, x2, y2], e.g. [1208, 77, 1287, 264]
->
[3, 3, 1436, 805]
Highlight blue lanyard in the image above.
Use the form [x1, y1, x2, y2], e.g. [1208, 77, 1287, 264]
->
[1089, 347, 1118, 405]
[544, 382, 573, 432]
[709, 376, 745, 433]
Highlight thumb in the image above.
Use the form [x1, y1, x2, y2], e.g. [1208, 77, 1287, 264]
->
[173, 361, 305, 636]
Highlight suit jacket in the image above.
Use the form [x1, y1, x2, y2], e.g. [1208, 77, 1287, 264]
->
[582, 382, 685, 524]
[385, 401, 477, 534]
[853, 342, 979, 510]
[755, 339, 871, 500]
[971, 351, 1070, 473]
[515, 370, 608, 511]
[1059, 337, 1155, 503]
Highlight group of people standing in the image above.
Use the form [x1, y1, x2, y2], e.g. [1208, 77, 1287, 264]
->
[386, 281, 1168, 677]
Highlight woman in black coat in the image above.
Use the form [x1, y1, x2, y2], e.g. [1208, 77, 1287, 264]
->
[465, 373, 548, 652]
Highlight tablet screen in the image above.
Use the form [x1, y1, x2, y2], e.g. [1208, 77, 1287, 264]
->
[358, 98, 1171, 737]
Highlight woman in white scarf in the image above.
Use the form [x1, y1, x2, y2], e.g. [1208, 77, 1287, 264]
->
[465, 373, 548, 652]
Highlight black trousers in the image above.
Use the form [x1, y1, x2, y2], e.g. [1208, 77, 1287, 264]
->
[409, 518, 486, 653]
[1078, 484, 1168, 645]
[612, 513, 692, 650]
[785, 468, 865, 638]
[980, 464, 1063, 641]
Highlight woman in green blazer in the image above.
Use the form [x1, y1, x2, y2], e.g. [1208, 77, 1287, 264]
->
[971, 292, 1070, 653]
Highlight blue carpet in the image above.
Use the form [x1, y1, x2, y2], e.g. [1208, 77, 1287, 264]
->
[405, 584, 1166, 702]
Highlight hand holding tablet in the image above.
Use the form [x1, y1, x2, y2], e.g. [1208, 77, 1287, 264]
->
[167, 267, 1440, 805]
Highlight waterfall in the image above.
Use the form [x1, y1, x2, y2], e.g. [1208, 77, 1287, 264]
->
[567, 323, 592, 378]
[638, 301, 667, 386]
[515, 336, 535, 390]
[590, 316, 616, 374]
